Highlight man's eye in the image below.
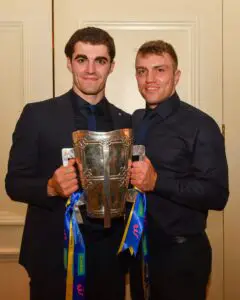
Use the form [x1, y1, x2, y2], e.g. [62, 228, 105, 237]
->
[157, 68, 164, 72]
[136, 69, 146, 76]
[77, 58, 85, 63]
[97, 59, 107, 65]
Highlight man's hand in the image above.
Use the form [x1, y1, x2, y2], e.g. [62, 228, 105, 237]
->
[130, 156, 157, 192]
[47, 159, 79, 198]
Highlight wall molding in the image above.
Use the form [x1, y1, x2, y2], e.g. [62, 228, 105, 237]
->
[0, 248, 19, 262]
[0, 211, 24, 226]
[0, 21, 29, 104]
[82, 20, 196, 29]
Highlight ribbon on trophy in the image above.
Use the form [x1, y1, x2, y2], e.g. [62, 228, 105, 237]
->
[118, 188, 146, 255]
[118, 145, 147, 256]
[142, 218, 150, 300]
[64, 191, 86, 300]
[117, 143, 150, 299]
[118, 188, 150, 300]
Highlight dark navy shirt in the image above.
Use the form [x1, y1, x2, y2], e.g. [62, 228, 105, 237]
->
[133, 92, 229, 236]
[70, 89, 114, 132]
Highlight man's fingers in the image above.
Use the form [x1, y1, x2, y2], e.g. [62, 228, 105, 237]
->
[54, 171, 76, 184]
[61, 186, 79, 198]
[64, 168, 77, 176]
[131, 165, 147, 177]
[68, 158, 76, 166]
[57, 178, 79, 197]
[50, 160, 78, 197]
[144, 156, 151, 164]
[132, 161, 144, 169]
[62, 158, 76, 174]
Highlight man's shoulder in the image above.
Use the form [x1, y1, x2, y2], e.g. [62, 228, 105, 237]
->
[179, 100, 220, 132]
[26, 91, 71, 110]
[132, 109, 145, 126]
[132, 108, 145, 117]
[17, 91, 72, 126]
[108, 102, 131, 119]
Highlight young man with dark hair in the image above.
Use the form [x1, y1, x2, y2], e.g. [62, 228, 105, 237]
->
[5, 27, 131, 300]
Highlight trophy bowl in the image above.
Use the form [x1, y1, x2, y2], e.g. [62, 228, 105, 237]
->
[73, 128, 132, 227]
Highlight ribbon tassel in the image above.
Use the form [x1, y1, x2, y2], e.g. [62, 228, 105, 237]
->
[64, 192, 86, 300]
[118, 190, 146, 256]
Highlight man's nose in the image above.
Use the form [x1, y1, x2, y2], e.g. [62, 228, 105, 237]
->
[86, 61, 96, 73]
[146, 71, 154, 82]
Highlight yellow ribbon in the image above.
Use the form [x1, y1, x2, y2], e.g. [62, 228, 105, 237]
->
[65, 199, 74, 300]
[118, 198, 137, 255]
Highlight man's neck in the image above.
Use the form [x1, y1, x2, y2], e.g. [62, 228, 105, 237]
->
[72, 86, 104, 105]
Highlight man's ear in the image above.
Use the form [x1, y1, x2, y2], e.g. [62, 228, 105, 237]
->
[67, 57, 72, 73]
[109, 61, 115, 74]
[174, 69, 181, 86]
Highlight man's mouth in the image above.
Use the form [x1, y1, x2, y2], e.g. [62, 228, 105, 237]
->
[83, 76, 98, 81]
[145, 86, 159, 91]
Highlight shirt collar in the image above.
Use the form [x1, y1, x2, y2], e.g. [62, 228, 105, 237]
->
[145, 92, 180, 120]
[70, 89, 108, 116]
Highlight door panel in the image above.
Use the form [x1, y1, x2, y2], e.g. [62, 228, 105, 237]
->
[0, 1, 52, 299]
[0, 0, 53, 216]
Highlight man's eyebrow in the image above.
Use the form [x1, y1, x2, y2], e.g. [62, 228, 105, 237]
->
[73, 54, 109, 62]
[152, 64, 168, 69]
[95, 56, 109, 62]
[136, 64, 168, 69]
[74, 54, 87, 60]
[136, 66, 146, 70]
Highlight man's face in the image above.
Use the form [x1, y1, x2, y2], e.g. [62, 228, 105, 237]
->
[67, 41, 114, 102]
[135, 52, 181, 108]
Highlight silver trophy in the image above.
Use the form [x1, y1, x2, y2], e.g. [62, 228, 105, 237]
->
[73, 129, 132, 228]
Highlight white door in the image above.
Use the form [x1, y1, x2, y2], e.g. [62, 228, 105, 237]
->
[54, 1, 224, 299]
[0, 1, 52, 299]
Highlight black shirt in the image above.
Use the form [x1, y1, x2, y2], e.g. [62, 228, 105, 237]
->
[133, 92, 229, 236]
[71, 89, 114, 132]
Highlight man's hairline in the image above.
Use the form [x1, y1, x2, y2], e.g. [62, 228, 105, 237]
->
[135, 52, 178, 71]
[67, 41, 114, 63]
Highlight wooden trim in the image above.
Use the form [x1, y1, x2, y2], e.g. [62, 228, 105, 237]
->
[0, 248, 19, 262]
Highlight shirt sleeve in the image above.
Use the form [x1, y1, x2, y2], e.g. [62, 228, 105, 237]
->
[5, 104, 62, 210]
[154, 117, 229, 212]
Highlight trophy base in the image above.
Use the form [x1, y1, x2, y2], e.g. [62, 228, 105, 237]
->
[87, 209, 125, 219]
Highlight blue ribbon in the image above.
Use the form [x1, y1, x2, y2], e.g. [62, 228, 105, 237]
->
[64, 191, 86, 300]
[142, 218, 150, 299]
[118, 190, 150, 298]
[118, 191, 146, 256]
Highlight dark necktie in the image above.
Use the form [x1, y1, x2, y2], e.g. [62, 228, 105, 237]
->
[134, 110, 157, 145]
[87, 104, 97, 131]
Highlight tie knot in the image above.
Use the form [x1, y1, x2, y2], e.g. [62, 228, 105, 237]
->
[144, 109, 156, 120]
[86, 104, 97, 131]
[88, 104, 96, 114]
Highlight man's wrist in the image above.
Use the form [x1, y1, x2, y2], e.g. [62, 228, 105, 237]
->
[47, 178, 58, 196]
[152, 171, 157, 191]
